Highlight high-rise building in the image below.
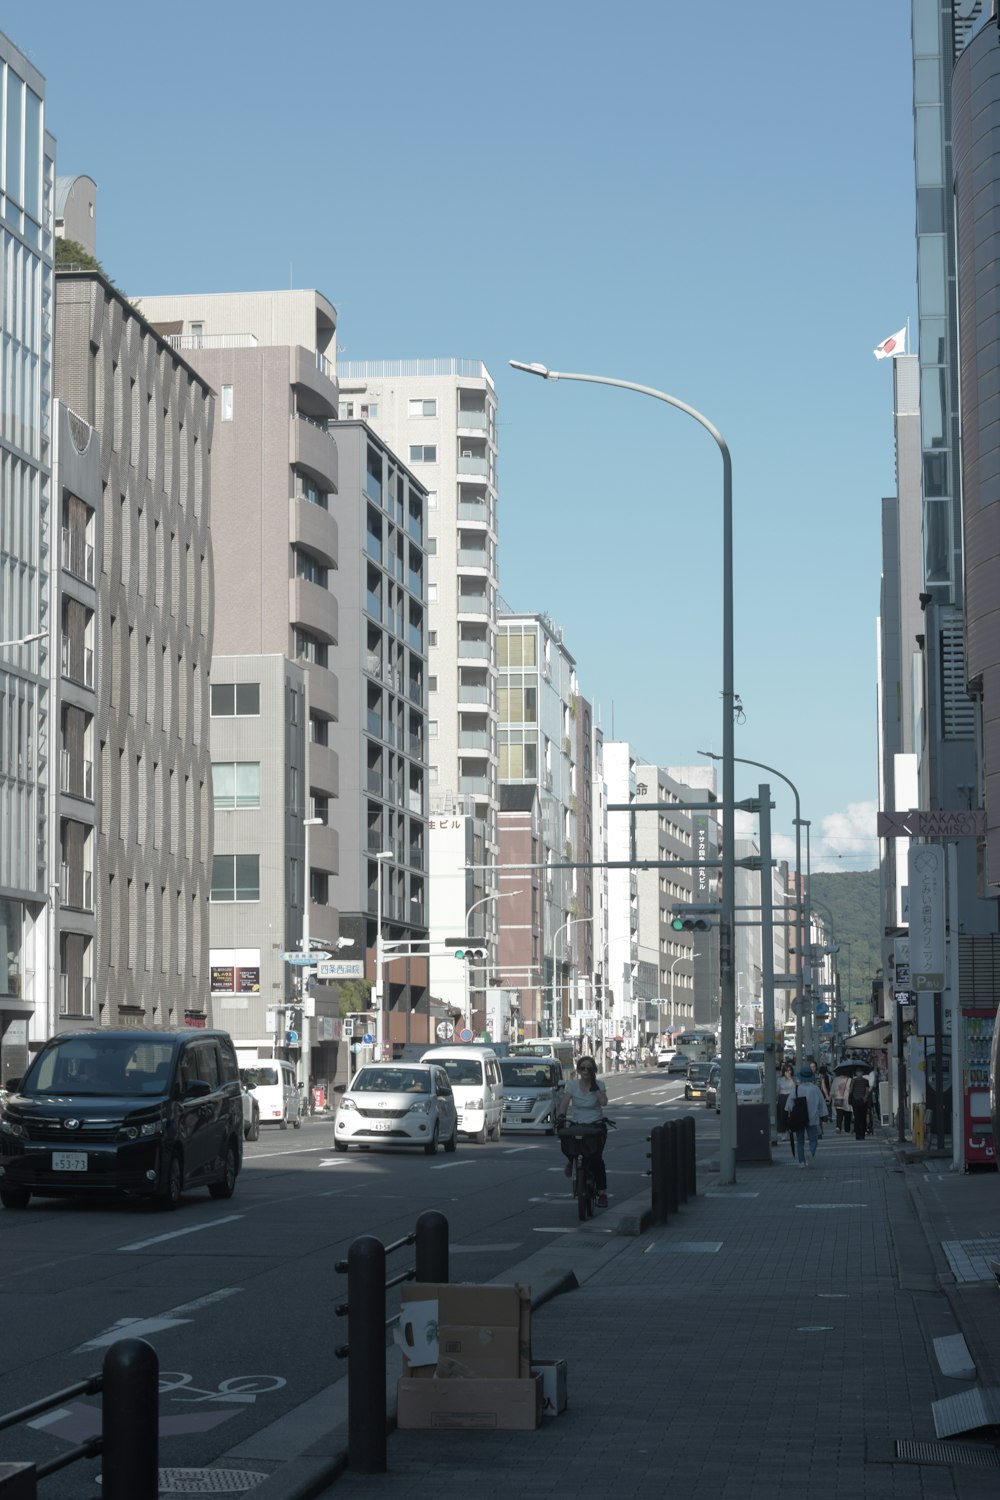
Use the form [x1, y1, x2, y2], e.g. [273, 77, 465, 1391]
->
[337, 360, 500, 1013]
[0, 32, 53, 1082]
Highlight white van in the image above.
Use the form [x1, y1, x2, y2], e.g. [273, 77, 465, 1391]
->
[240, 1060, 301, 1130]
[419, 1045, 503, 1142]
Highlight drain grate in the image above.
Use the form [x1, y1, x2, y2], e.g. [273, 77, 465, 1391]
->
[157, 1470, 269, 1494]
[895, 1440, 1000, 1470]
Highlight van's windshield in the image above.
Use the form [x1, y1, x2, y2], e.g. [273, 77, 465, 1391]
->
[23, 1038, 176, 1096]
[500, 1060, 559, 1088]
[242, 1067, 279, 1088]
[433, 1058, 483, 1086]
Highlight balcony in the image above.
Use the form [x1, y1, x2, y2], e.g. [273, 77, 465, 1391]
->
[408, 681, 423, 706]
[61, 527, 95, 585]
[60, 863, 94, 912]
[458, 683, 490, 704]
[306, 664, 339, 724]
[457, 594, 489, 616]
[459, 730, 491, 750]
[290, 496, 338, 568]
[309, 741, 339, 799]
[290, 578, 338, 645]
[59, 973, 94, 1018]
[458, 454, 489, 477]
[406, 513, 423, 545]
[459, 775, 490, 795]
[366, 768, 383, 797]
[408, 733, 423, 759]
[61, 635, 94, 689]
[291, 413, 338, 492]
[458, 501, 489, 525]
[366, 709, 382, 739]
[457, 408, 488, 430]
[458, 638, 490, 659]
[60, 749, 94, 801]
[309, 821, 339, 876]
[409, 846, 424, 870]
[408, 789, 423, 815]
[457, 549, 489, 570]
[291, 345, 338, 417]
[366, 829, 383, 851]
[366, 591, 382, 622]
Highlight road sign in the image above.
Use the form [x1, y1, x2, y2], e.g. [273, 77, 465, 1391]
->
[316, 959, 365, 979]
[908, 844, 946, 990]
[286, 1030, 299, 1044]
[280, 952, 328, 965]
[362, 1033, 374, 1044]
[435, 1021, 454, 1041]
[460, 1028, 473, 1041]
[878, 809, 984, 839]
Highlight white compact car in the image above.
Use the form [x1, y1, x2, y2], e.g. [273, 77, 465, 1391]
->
[334, 1063, 458, 1154]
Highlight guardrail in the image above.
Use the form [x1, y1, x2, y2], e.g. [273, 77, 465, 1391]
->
[0, 1337, 158, 1498]
[334, 1210, 449, 1474]
[648, 1117, 697, 1225]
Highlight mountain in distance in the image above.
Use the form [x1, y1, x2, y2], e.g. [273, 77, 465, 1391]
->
[808, 869, 881, 1018]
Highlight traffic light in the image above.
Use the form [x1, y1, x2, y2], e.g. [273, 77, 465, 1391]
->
[671, 916, 712, 932]
[445, 938, 487, 961]
[670, 903, 717, 932]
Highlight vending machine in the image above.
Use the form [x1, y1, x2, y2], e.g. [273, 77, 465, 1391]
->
[961, 1008, 996, 1168]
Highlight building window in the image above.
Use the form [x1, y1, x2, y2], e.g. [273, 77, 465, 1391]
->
[220, 385, 233, 421]
[361, 403, 378, 419]
[427, 538, 437, 555]
[289, 857, 299, 907]
[212, 761, 261, 809]
[428, 630, 438, 647]
[295, 630, 328, 668]
[409, 445, 437, 463]
[426, 490, 438, 509]
[429, 720, 438, 736]
[211, 855, 260, 902]
[408, 399, 437, 418]
[296, 550, 328, 587]
[428, 676, 437, 692]
[339, 401, 355, 419]
[427, 583, 438, 602]
[211, 682, 260, 717]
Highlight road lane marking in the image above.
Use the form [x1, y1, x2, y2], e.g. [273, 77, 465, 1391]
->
[118, 1217, 244, 1252]
[430, 1160, 477, 1170]
[75, 1288, 242, 1351]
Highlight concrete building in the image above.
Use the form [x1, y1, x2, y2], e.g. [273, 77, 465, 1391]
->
[0, 32, 54, 1082]
[54, 270, 215, 1027]
[337, 360, 500, 1011]
[54, 174, 96, 257]
[497, 608, 580, 1040]
[497, 784, 544, 1038]
[136, 289, 343, 1082]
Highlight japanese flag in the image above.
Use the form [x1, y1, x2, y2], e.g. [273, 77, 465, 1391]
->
[874, 327, 906, 360]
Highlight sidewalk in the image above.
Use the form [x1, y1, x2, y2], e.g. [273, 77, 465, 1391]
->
[249, 1126, 1000, 1499]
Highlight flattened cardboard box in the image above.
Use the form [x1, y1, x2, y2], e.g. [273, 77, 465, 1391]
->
[396, 1373, 543, 1431]
[399, 1283, 532, 1378]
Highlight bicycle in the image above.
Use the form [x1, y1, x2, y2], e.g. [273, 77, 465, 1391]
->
[557, 1119, 615, 1221]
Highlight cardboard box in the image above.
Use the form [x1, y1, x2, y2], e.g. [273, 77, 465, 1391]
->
[399, 1284, 532, 1379]
[396, 1373, 542, 1431]
[531, 1359, 567, 1417]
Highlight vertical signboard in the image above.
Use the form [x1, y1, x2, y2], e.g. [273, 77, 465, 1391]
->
[907, 845, 945, 991]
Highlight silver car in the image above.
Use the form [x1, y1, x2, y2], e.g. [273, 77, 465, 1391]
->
[500, 1057, 564, 1134]
[334, 1063, 458, 1154]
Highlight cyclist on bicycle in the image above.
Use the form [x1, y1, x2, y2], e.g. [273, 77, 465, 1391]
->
[556, 1055, 609, 1207]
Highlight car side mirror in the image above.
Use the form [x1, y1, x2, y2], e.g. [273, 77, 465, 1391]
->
[184, 1078, 212, 1100]
[4, 1077, 21, 1092]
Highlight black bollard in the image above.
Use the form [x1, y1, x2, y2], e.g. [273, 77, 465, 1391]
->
[682, 1115, 697, 1198]
[101, 1338, 158, 1500]
[672, 1118, 687, 1205]
[415, 1210, 449, 1284]
[347, 1236, 387, 1474]
[664, 1121, 680, 1215]
[649, 1125, 668, 1225]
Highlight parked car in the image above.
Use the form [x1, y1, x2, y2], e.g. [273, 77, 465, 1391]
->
[704, 1063, 721, 1109]
[684, 1062, 714, 1102]
[0, 1028, 243, 1210]
[241, 1082, 260, 1142]
[667, 1053, 692, 1076]
[334, 1062, 458, 1154]
[656, 1047, 676, 1068]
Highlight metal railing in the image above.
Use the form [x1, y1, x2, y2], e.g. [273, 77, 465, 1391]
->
[0, 1337, 158, 1498]
[334, 1211, 449, 1473]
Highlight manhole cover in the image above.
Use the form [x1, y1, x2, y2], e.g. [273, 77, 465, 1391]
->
[895, 1440, 1000, 1470]
[157, 1470, 269, 1494]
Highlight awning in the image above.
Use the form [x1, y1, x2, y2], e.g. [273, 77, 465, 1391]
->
[843, 1021, 892, 1050]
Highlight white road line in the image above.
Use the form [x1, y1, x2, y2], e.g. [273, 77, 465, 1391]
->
[244, 1145, 331, 1161]
[118, 1216, 244, 1253]
[75, 1289, 242, 1352]
[430, 1160, 477, 1170]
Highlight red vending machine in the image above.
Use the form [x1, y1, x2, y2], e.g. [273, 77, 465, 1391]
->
[962, 1008, 996, 1168]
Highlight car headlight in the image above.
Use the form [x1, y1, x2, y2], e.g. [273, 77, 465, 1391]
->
[407, 1100, 434, 1116]
[467, 1096, 484, 1110]
[0, 1115, 27, 1139]
[338, 1098, 358, 1113]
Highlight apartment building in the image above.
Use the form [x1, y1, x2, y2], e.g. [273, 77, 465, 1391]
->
[54, 270, 215, 1026]
[136, 289, 342, 1080]
[337, 360, 500, 1012]
[0, 32, 53, 1082]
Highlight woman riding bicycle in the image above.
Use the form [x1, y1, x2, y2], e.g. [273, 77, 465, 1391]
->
[556, 1056, 609, 1207]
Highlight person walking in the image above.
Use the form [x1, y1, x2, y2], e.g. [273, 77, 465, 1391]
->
[777, 1061, 796, 1158]
[849, 1069, 871, 1140]
[832, 1071, 851, 1133]
[784, 1066, 828, 1167]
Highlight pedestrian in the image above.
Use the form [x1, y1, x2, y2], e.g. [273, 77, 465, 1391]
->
[777, 1061, 797, 1158]
[832, 1071, 851, 1133]
[784, 1066, 829, 1167]
[848, 1069, 871, 1140]
[810, 1058, 832, 1137]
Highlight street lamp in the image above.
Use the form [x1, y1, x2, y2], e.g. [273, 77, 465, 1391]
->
[463, 889, 523, 1030]
[549, 915, 595, 1043]
[300, 816, 324, 1092]
[0, 630, 45, 650]
[373, 851, 393, 1058]
[512, 360, 737, 1184]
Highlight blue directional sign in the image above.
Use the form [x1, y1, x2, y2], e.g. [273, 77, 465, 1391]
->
[362, 1033, 374, 1044]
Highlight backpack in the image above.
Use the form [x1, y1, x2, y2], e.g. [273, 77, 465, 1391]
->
[850, 1075, 869, 1105]
[787, 1088, 809, 1130]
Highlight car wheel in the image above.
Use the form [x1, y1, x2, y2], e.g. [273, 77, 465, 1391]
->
[292, 1115, 302, 1130]
[443, 1124, 458, 1153]
[159, 1152, 183, 1211]
[0, 1186, 30, 1210]
[473, 1123, 487, 1144]
[249, 1107, 260, 1142]
[334, 1140, 349, 1153]
[490, 1118, 502, 1142]
[279, 1114, 288, 1130]
[423, 1125, 439, 1156]
[209, 1142, 238, 1201]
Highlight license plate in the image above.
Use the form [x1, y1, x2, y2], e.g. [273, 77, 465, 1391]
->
[52, 1151, 88, 1172]
[369, 1121, 393, 1132]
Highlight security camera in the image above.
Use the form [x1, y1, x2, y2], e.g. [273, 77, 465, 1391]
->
[335, 936, 356, 949]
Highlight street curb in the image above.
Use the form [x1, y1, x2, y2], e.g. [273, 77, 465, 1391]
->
[244, 1454, 348, 1500]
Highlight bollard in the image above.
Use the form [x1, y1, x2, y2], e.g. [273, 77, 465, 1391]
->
[415, 1210, 449, 1283]
[347, 1236, 387, 1474]
[664, 1121, 680, 1215]
[672, 1118, 687, 1205]
[0, 1464, 36, 1499]
[682, 1115, 697, 1199]
[649, 1125, 668, 1225]
[101, 1338, 158, 1500]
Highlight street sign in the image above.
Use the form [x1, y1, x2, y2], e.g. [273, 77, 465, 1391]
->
[435, 1021, 454, 1041]
[908, 844, 946, 990]
[316, 960, 365, 980]
[286, 1030, 299, 1044]
[362, 1033, 374, 1044]
[878, 809, 984, 839]
[279, 952, 327, 966]
[460, 1028, 473, 1041]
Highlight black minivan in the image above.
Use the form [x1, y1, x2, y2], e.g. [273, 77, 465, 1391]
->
[0, 1028, 243, 1211]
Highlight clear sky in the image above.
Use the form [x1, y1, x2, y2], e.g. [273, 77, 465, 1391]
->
[6, 1, 918, 873]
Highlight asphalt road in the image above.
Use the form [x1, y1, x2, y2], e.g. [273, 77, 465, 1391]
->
[0, 1067, 716, 1492]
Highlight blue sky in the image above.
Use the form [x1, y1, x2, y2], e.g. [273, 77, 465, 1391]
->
[7, 1, 917, 871]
